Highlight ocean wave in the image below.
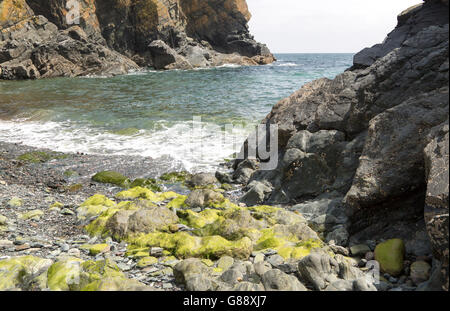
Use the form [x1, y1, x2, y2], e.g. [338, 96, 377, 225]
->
[276, 62, 298, 67]
[0, 119, 252, 172]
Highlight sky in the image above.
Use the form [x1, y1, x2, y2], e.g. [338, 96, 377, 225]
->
[246, 0, 422, 53]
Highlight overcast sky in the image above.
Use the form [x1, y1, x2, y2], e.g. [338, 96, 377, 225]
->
[246, 0, 422, 53]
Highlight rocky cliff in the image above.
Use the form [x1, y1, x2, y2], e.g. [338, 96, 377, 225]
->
[0, 0, 274, 79]
[226, 0, 449, 290]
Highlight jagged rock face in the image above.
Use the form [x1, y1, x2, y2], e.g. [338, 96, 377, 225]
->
[0, 14, 139, 79]
[0, 0, 274, 78]
[424, 120, 449, 291]
[235, 0, 449, 288]
[0, 0, 33, 28]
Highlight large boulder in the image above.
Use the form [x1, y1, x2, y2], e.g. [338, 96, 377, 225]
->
[424, 120, 449, 290]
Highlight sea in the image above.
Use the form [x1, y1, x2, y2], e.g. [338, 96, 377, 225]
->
[0, 53, 353, 172]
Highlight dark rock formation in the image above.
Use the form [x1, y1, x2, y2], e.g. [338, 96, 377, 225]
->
[232, 0, 449, 289]
[0, 0, 274, 79]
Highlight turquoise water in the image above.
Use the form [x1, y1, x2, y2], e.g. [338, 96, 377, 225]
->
[0, 54, 353, 171]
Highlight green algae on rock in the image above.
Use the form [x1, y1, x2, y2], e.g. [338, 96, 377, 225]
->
[19, 209, 44, 220]
[375, 239, 405, 276]
[137, 256, 158, 268]
[82, 244, 110, 256]
[160, 171, 192, 183]
[76, 194, 116, 220]
[17, 151, 68, 163]
[8, 197, 23, 207]
[0, 256, 53, 291]
[46, 257, 141, 291]
[130, 178, 162, 192]
[92, 171, 130, 187]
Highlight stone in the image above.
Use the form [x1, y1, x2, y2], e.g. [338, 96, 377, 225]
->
[266, 255, 284, 267]
[67, 249, 81, 258]
[261, 269, 307, 291]
[185, 189, 224, 208]
[19, 210, 44, 221]
[150, 247, 164, 257]
[254, 253, 265, 264]
[220, 269, 244, 285]
[326, 226, 349, 246]
[240, 181, 272, 206]
[187, 173, 218, 188]
[173, 258, 210, 286]
[127, 207, 179, 234]
[374, 239, 405, 276]
[352, 278, 377, 291]
[92, 171, 129, 187]
[350, 244, 371, 256]
[233, 282, 265, 291]
[137, 257, 158, 268]
[89, 244, 110, 256]
[217, 256, 235, 271]
[410, 261, 432, 285]
[298, 250, 339, 290]
[254, 261, 272, 277]
[0, 256, 53, 290]
[8, 197, 23, 208]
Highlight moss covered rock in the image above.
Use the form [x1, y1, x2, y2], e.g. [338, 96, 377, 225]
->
[137, 256, 158, 268]
[76, 194, 116, 220]
[127, 207, 179, 234]
[160, 171, 191, 183]
[185, 189, 225, 208]
[17, 151, 67, 163]
[0, 256, 53, 291]
[47, 257, 84, 291]
[375, 239, 405, 276]
[92, 171, 130, 187]
[130, 178, 162, 192]
[84, 244, 110, 256]
[19, 209, 44, 220]
[8, 197, 23, 207]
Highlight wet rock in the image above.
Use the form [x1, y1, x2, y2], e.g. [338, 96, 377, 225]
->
[185, 189, 224, 208]
[187, 173, 218, 188]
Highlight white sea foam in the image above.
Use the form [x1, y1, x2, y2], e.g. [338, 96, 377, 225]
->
[276, 62, 298, 67]
[0, 119, 252, 172]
